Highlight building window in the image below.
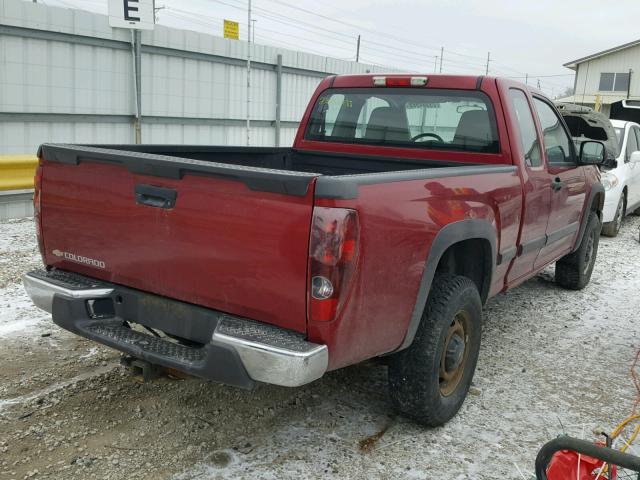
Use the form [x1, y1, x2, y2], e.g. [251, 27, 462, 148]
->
[599, 72, 630, 92]
[614, 72, 630, 91]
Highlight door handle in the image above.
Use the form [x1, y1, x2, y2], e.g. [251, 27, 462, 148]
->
[551, 177, 564, 192]
[135, 184, 177, 209]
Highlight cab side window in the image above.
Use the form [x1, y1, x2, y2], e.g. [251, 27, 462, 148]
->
[533, 98, 575, 165]
[626, 126, 639, 162]
[508, 89, 541, 167]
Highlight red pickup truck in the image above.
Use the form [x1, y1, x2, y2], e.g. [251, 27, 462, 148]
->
[24, 74, 605, 426]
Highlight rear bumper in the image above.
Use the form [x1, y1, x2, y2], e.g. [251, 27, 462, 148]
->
[23, 269, 328, 388]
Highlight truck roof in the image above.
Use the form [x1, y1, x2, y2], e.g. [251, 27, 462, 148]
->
[328, 73, 543, 96]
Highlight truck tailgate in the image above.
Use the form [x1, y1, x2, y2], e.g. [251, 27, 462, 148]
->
[38, 145, 318, 333]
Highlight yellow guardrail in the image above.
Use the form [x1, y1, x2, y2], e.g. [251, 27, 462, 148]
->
[0, 155, 38, 191]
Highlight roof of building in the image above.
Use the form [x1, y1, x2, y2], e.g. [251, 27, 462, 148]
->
[555, 93, 631, 105]
[564, 39, 640, 70]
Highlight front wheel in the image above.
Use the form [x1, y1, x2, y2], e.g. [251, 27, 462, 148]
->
[388, 274, 482, 427]
[602, 195, 624, 237]
[555, 211, 601, 290]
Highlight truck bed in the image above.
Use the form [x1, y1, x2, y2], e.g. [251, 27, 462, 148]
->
[36, 143, 515, 338]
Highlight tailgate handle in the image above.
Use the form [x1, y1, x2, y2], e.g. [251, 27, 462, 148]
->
[135, 184, 177, 209]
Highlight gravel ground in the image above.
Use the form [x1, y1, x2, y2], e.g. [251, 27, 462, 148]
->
[1, 216, 640, 480]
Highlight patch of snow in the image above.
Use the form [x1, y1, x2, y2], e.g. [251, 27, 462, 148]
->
[80, 347, 99, 359]
[0, 217, 36, 252]
[0, 283, 50, 338]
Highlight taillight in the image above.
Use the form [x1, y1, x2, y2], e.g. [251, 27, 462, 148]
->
[308, 207, 359, 322]
[33, 159, 45, 262]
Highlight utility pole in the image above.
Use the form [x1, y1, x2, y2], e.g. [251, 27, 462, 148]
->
[154, 5, 165, 22]
[525, 73, 528, 85]
[485, 52, 490, 75]
[246, 0, 252, 146]
[356, 35, 361, 62]
[434, 56, 438, 73]
[537, 79, 541, 89]
[439, 46, 443, 73]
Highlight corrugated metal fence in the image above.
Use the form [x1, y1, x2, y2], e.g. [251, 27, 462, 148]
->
[0, 0, 399, 220]
[0, 0, 394, 155]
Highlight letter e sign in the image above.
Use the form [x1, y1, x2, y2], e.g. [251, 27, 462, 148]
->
[108, 0, 155, 30]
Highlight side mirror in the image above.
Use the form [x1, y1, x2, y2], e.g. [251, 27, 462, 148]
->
[631, 151, 640, 163]
[579, 140, 606, 165]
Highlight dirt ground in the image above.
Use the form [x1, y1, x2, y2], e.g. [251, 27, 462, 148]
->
[1, 216, 640, 480]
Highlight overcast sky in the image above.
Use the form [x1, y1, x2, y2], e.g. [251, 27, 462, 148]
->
[42, 0, 640, 97]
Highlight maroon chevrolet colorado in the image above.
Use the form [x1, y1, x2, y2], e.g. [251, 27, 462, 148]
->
[24, 74, 605, 426]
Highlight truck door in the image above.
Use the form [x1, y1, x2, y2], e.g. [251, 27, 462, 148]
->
[532, 97, 587, 268]
[504, 88, 552, 283]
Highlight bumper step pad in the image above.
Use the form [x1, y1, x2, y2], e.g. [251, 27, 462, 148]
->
[28, 269, 110, 291]
[86, 323, 206, 364]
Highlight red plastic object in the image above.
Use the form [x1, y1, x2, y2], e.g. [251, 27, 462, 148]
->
[547, 446, 617, 480]
[308, 207, 359, 323]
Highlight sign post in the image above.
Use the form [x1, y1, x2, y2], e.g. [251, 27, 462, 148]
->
[108, 0, 155, 143]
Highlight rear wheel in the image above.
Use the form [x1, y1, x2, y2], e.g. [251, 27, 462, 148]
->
[388, 274, 482, 427]
[555, 212, 601, 290]
[602, 195, 624, 237]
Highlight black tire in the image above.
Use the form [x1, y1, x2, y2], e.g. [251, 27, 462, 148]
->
[601, 195, 624, 237]
[388, 274, 482, 427]
[555, 211, 601, 290]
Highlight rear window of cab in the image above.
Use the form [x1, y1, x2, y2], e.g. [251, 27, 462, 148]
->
[305, 88, 500, 154]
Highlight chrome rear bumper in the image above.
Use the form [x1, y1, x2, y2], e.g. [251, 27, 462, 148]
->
[22, 272, 113, 313]
[23, 269, 327, 388]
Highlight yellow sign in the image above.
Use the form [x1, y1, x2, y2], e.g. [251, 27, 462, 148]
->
[594, 94, 602, 112]
[223, 20, 239, 40]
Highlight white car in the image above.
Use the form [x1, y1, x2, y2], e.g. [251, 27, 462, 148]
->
[600, 119, 640, 236]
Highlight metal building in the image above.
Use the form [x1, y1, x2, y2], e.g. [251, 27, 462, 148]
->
[561, 39, 640, 120]
[0, 0, 397, 155]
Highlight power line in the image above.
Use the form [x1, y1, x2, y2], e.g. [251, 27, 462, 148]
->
[166, 8, 359, 59]
[168, 6, 421, 67]
[176, 1, 466, 70]
[263, 0, 490, 63]
[41, 0, 576, 90]
[185, 0, 571, 96]
[255, 33, 356, 59]
[503, 73, 575, 78]
[210, 0, 492, 68]
[207, 0, 360, 44]
[205, 0, 491, 71]
[168, 7, 355, 51]
[50, 0, 512, 75]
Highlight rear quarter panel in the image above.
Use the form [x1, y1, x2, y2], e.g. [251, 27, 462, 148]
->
[311, 170, 522, 370]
